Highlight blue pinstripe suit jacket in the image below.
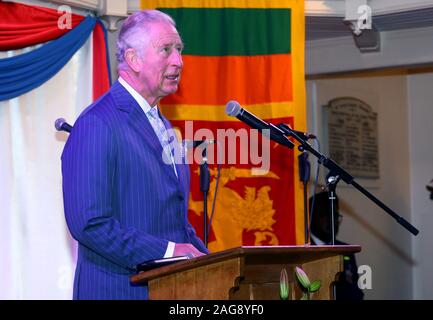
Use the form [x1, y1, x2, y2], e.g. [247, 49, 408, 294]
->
[61, 81, 208, 300]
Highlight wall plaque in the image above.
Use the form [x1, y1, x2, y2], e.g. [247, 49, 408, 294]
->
[323, 97, 379, 179]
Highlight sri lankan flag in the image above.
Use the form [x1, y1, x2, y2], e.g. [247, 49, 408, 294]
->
[141, 0, 306, 251]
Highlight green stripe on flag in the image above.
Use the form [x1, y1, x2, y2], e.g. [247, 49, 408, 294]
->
[159, 8, 291, 56]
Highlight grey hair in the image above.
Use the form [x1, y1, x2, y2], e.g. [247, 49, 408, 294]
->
[116, 10, 176, 70]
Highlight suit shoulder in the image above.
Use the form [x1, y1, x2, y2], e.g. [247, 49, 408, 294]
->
[75, 90, 118, 126]
[61, 92, 117, 160]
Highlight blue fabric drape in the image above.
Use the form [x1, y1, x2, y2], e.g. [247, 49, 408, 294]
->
[0, 16, 96, 101]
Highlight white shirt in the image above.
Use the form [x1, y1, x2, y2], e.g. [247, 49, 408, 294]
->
[310, 233, 326, 245]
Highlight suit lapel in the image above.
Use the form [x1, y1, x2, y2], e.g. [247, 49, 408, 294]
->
[111, 81, 182, 186]
[161, 113, 188, 191]
[110, 81, 160, 153]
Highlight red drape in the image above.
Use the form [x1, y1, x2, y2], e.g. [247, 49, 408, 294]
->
[0, 1, 84, 50]
[92, 22, 111, 100]
[0, 1, 110, 100]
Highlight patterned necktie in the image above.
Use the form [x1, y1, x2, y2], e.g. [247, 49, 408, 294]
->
[148, 107, 178, 177]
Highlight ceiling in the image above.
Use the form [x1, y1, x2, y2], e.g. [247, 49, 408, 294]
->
[7, 0, 433, 42]
[307, 7, 433, 40]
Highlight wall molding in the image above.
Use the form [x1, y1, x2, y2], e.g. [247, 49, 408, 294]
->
[306, 0, 433, 17]
[12, 0, 433, 17]
[372, 0, 433, 15]
[305, 0, 345, 17]
[307, 25, 433, 75]
[43, 0, 99, 10]
[5, 0, 130, 16]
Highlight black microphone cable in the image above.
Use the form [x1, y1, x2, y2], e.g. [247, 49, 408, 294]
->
[308, 137, 322, 239]
[207, 141, 222, 239]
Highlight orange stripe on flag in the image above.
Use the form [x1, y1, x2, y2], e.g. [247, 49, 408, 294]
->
[162, 54, 293, 106]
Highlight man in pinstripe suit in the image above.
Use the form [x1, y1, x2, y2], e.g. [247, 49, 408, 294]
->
[61, 10, 208, 300]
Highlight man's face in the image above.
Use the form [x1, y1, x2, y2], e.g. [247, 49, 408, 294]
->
[138, 22, 183, 104]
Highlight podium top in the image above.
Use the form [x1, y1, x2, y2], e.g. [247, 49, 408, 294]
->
[130, 245, 361, 285]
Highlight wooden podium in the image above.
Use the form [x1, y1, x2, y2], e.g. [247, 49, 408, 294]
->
[130, 245, 361, 300]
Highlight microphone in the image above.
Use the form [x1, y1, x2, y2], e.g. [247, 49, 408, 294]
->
[277, 123, 316, 141]
[183, 139, 216, 149]
[225, 101, 294, 149]
[55, 118, 72, 133]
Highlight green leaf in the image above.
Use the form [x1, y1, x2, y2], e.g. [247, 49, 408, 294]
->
[279, 268, 289, 300]
[295, 266, 311, 289]
[309, 280, 321, 293]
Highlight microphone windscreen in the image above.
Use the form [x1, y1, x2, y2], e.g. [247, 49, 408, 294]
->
[225, 100, 241, 117]
[55, 118, 66, 131]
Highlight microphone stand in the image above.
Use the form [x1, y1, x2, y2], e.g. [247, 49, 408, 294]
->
[277, 123, 419, 238]
[200, 146, 211, 248]
[298, 151, 311, 244]
[326, 173, 339, 245]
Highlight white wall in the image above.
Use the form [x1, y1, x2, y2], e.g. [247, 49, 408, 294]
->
[408, 72, 433, 300]
[307, 26, 433, 76]
[307, 74, 415, 299]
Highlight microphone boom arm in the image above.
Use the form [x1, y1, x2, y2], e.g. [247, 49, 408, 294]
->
[277, 123, 419, 236]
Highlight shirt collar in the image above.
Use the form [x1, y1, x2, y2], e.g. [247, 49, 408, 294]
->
[118, 77, 157, 116]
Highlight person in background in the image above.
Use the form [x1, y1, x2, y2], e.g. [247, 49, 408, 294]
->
[309, 191, 364, 300]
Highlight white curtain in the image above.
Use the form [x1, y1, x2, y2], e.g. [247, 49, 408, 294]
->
[0, 37, 93, 299]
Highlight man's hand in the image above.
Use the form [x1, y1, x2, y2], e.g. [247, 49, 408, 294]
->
[173, 243, 206, 258]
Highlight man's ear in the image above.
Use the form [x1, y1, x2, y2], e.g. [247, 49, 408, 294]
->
[124, 48, 141, 72]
